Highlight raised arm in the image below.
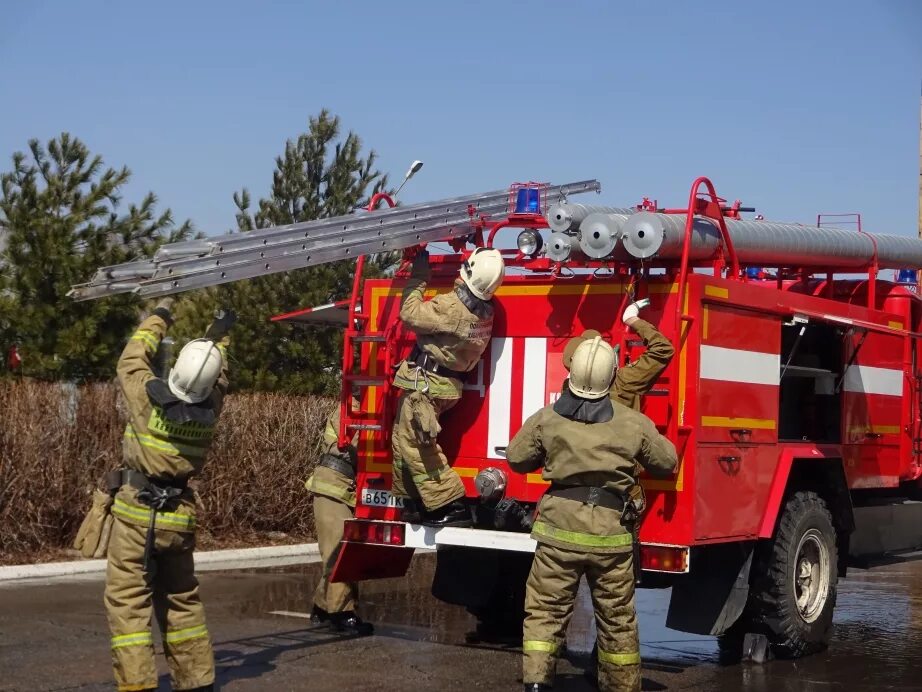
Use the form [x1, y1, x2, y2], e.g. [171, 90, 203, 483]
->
[612, 316, 674, 408]
[205, 309, 235, 414]
[399, 250, 446, 335]
[117, 301, 172, 408]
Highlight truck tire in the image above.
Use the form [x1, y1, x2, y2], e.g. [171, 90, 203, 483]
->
[750, 491, 838, 658]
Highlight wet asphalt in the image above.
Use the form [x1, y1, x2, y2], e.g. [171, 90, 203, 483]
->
[1, 553, 921, 691]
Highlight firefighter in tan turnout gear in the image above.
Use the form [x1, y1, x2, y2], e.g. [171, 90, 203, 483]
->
[507, 333, 678, 692]
[305, 401, 373, 635]
[105, 299, 233, 692]
[392, 247, 505, 527]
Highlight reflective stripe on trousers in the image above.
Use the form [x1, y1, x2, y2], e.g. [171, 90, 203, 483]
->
[112, 497, 195, 531]
[598, 649, 641, 665]
[111, 631, 153, 650]
[523, 640, 559, 654]
[164, 624, 209, 645]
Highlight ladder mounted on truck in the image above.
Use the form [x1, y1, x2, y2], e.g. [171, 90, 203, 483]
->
[67, 180, 601, 301]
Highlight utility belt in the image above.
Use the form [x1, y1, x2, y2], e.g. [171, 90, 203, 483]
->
[318, 452, 356, 480]
[106, 468, 189, 571]
[547, 483, 627, 512]
[105, 468, 188, 494]
[549, 482, 642, 584]
[408, 345, 469, 382]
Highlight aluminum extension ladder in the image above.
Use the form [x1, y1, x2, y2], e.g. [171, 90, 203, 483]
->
[68, 180, 601, 301]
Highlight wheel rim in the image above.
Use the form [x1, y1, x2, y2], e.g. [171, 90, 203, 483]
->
[793, 528, 830, 623]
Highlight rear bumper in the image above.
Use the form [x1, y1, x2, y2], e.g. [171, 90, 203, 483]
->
[332, 519, 691, 581]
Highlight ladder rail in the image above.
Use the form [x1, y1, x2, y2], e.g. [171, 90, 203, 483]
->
[69, 179, 601, 301]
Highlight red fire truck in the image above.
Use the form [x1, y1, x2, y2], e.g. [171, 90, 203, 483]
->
[274, 177, 922, 658]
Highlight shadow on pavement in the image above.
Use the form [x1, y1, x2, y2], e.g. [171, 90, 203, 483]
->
[211, 626, 367, 685]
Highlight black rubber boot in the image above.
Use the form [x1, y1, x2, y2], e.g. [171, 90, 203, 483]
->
[310, 605, 329, 624]
[420, 500, 472, 528]
[328, 611, 374, 636]
[523, 684, 552, 691]
[401, 498, 422, 524]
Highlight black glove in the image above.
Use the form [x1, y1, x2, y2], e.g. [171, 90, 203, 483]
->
[205, 308, 237, 339]
[410, 249, 431, 281]
[151, 297, 175, 325]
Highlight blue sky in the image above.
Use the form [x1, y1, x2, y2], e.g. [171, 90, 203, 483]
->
[2, 1, 920, 239]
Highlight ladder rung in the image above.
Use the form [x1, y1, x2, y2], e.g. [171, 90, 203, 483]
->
[347, 423, 383, 431]
[645, 389, 669, 396]
[350, 334, 386, 342]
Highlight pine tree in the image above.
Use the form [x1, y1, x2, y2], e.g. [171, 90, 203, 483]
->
[173, 110, 390, 394]
[0, 134, 193, 380]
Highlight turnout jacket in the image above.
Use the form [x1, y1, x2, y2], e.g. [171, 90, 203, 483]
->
[507, 400, 677, 554]
[393, 278, 494, 399]
[117, 314, 229, 484]
[304, 405, 358, 508]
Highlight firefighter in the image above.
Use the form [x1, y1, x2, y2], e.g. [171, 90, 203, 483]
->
[105, 298, 233, 692]
[507, 336, 678, 692]
[392, 247, 505, 527]
[305, 400, 373, 635]
[561, 298, 675, 411]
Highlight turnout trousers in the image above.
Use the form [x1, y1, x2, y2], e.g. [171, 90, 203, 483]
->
[312, 494, 358, 613]
[390, 390, 465, 511]
[523, 543, 640, 692]
[105, 511, 213, 691]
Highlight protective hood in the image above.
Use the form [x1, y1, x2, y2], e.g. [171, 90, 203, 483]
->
[553, 381, 614, 423]
[454, 280, 494, 319]
[146, 378, 216, 426]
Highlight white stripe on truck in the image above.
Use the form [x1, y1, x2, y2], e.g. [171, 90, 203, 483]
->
[699, 345, 780, 386]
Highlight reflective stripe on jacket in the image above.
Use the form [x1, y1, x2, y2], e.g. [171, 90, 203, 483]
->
[506, 399, 677, 554]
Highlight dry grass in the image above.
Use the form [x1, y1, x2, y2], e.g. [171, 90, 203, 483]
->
[0, 380, 334, 565]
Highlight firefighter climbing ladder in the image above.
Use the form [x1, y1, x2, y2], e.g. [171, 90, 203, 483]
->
[67, 180, 602, 301]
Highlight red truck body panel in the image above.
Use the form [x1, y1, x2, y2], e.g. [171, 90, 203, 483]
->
[352, 271, 922, 552]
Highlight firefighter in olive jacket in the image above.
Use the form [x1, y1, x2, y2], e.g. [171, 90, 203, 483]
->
[391, 247, 505, 527]
[507, 336, 678, 692]
[106, 299, 233, 692]
[561, 298, 674, 412]
[563, 298, 674, 525]
[304, 401, 373, 636]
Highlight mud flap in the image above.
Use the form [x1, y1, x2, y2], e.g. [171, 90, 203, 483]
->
[330, 542, 415, 583]
[666, 542, 754, 636]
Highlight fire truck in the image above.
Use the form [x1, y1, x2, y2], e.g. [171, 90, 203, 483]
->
[73, 175, 922, 659]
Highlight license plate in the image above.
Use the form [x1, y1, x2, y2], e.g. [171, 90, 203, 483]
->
[360, 489, 404, 508]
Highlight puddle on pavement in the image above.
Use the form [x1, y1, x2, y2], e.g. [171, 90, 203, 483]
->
[222, 554, 713, 658]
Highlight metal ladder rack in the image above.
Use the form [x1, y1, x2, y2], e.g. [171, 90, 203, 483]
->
[68, 180, 601, 301]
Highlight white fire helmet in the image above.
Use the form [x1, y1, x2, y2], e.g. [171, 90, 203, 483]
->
[167, 338, 224, 404]
[568, 336, 616, 400]
[460, 247, 505, 300]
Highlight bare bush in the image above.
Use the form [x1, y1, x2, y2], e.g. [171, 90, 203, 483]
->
[0, 380, 334, 564]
